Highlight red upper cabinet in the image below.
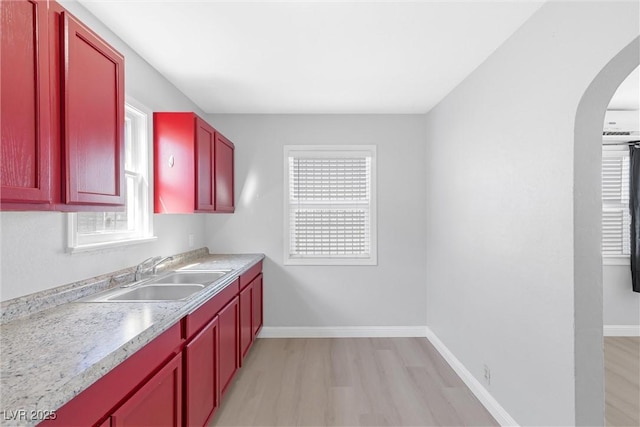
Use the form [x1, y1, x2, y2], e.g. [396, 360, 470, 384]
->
[154, 112, 235, 213]
[1, 0, 125, 211]
[1, 0, 52, 206]
[154, 112, 195, 213]
[215, 132, 235, 213]
[196, 118, 215, 211]
[61, 11, 125, 206]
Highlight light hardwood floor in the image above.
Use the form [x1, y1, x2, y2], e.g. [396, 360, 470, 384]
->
[605, 337, 640, 427]
[210, 338, 498, 426]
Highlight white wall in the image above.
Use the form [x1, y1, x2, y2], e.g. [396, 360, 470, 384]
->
[425, 1, 638, 426]
[603, 265, 640, 325]
[204, 115, 427, 329]
[0, 1, 208, 302]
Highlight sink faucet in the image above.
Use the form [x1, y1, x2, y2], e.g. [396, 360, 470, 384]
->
[151, 256, 174, 275]
[134, 256, 174, 282]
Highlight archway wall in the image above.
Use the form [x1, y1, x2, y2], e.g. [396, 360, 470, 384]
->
[424, 1, 639, 425]
[574, 37, 639, 426]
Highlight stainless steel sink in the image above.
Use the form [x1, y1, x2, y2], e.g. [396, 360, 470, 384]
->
[108, 284, 205, 301]
[76, 269, 232, 303]
[149, 271, 228, 285]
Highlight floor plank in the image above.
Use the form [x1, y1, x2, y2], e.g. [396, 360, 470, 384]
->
[210, 338, 498, 427]
[605, 337, 640, 427]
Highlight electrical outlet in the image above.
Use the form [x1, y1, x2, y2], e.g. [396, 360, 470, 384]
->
[188, 234, 194, 248]
[483, 364, 491, 386]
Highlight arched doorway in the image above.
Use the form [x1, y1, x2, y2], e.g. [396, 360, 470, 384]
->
[574, 37, 639, 425]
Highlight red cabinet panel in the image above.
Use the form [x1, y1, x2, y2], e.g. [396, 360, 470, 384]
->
[196, 118, 215, 211]
[185, 278, 238, 338]
[252, 274, 263, 338]
[214, 133, 234, 212]
[110, 353, 182, 427]
[154, 112, 234, 214]
[1, 0, 125, 211]
[1, 0, 52, 205]
[239, 284, 253, 362]
[42, 323, 182, 427]
[185, 316, 219, 426]
[154, 113, 195, 213]
[62, 11, 124, 206]
[218, 296, 239, 397]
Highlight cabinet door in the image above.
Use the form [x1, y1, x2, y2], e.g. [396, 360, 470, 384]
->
[110, 353, 182, 427]
[218, 296, 239, 396]
[239, 284, 253, 363]
[185, 316, 219, 427]
[252, 274, 263, 337]
[61, 11, 124, 206]
[195, 117, 215, 211]
[1, 0, 51, 205]
[214, 133, 234, 212]
[153, 112, 195, 213]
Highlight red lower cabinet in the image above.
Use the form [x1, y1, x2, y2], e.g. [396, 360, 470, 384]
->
[239, 284, 253, 362]
[184, 316, 219, 427]
[110, 353, 182, 426]
[40, 263, 264, 427]
[252, 274, 263, 338]
[218, 296, 239, 397]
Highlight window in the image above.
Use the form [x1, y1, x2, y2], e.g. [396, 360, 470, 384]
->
[284, 145, 377, 265]
[67, 100, 155, 251]
[602, 145, 631, 264]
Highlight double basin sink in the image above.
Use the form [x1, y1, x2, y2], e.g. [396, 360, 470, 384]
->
[80, 270, 231, 303]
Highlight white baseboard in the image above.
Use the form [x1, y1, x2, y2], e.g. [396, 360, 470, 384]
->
[258, 326, 428, 338]
[604, 325, 640, 336]
[425, 327, 519, 427]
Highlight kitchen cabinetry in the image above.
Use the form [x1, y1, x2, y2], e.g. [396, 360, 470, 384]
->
[40, 261, 262, 427]
[182, 277, 238, 425]
[252, 274, 264, 337]
[196, 118, 216, 211]
[239, 284, 253, 361]
[218, 296, 240, 397]
[239, 266, 264, 364]
[1, 0, 125, 211]
[59, 8, 125, 207]
[214, 133, 235, 213]
[42, 323, 182, 426]
[110, 353, 182, 427]
[154, 112, 235, 214]
[0, 0, 52, 205]
[185, 317, 219, 426]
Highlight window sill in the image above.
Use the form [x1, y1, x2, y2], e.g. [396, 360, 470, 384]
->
[284, 257, 378, 266]
[603, 256, 630, 266]
[67, 236, 158, 254]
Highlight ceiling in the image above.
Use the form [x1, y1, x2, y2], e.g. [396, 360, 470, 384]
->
[608, 66, 639, 111]
[78, 0, 548, 114]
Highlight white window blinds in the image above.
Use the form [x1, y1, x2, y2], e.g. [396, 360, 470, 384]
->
[284, 146, 377, 265]
[602, 147, 631, 257]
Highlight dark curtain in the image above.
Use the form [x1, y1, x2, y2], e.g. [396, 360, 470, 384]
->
[629, 144, 640, 293]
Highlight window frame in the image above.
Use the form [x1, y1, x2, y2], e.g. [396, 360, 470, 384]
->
[67, 97, 156, 253]
[283, 144, 377, 266]
[602, 144, 631, 265]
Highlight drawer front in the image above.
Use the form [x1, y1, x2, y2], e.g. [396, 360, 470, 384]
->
[239, 260, 263, 290]
[185, 279, 239, 339]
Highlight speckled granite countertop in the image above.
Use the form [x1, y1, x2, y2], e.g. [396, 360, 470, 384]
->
[0, 252, 264, 426]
